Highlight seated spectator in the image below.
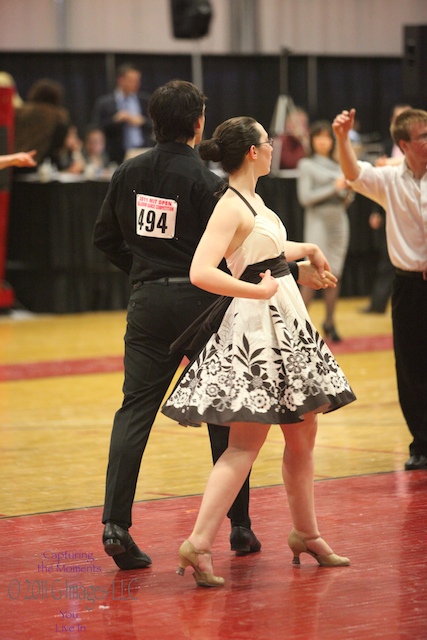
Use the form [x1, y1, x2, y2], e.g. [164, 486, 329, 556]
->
[50, 124, 85, 174]
[14, 78, 70, 167]
[82, 125, 111, 176]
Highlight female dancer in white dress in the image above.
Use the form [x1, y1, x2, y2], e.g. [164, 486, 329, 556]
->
[162, 117, 355, 587]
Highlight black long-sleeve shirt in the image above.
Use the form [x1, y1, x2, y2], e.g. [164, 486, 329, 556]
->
[93, 142, 224, 283]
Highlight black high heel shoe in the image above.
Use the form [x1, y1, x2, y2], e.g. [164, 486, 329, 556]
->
[322, 322, 342, 343]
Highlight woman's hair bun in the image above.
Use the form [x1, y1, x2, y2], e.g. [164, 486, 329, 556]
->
[199, 137, 222, 163]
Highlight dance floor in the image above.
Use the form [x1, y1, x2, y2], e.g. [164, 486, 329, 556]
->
[2, 472, 427, 640]
[1, 299, 426, 639]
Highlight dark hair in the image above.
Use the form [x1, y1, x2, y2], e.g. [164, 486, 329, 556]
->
[199, 116, 261, 174]
[308, 120, 335, 158]
[84, 123, 105, 138]
[27, 79, 64, 106]
[116, 63, 140, 79]
[148, 79, 206, 143]
[391, 108, 427, 147]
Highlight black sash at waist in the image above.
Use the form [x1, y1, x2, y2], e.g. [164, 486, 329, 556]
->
[170, 254, 290, 356]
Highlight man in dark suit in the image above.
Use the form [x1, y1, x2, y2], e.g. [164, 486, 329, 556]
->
[92, 63, 154, 164]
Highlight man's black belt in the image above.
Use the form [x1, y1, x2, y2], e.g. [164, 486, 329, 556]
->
[395, 268, 427, 280]
[170, 253, 290, 357]
[133, 277, 191, 288]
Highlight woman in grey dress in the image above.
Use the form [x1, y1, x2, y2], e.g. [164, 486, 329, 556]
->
[297, 121, 353, 341]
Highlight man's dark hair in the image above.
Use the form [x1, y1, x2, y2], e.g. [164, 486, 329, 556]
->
[148, 79, 206, 143]
[116, 63, 140, 79]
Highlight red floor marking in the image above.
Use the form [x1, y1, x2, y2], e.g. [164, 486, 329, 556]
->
[0, 356, 124, 381]
[325, 333, 393, 354]
[145, 492, 180, 498]
[0, 334, 393, 382]
[1, 471, 427, 640]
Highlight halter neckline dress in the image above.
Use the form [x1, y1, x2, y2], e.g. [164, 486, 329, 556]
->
[162, 187, 355, 426]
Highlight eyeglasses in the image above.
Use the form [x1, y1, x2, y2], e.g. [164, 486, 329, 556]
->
[409, 132, 427, 144]
[256, 137, 274, 147]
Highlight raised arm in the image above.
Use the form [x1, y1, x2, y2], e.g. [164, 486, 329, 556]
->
[332, 109, 361, 181]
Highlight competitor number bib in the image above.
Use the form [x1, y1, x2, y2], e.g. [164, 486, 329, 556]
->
[136, 193, 177, 239]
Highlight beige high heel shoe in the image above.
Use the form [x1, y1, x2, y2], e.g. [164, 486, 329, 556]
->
[176, 540, 225, 587]
[288, 529, 350, 567]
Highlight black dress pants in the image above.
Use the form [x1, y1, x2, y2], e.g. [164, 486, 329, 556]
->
[102, 281, 251, 529]
[391, 274, 427, 456]
[368, 226, 394, 312]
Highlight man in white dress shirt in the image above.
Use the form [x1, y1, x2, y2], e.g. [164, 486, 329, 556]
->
[333, 107, 427, 471]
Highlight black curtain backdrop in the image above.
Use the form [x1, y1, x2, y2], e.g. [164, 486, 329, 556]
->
[0, 51, 411, 141]
[202, 55, 280, 136]
[0, 50, 416, 310]
[315, 56, 408, 134]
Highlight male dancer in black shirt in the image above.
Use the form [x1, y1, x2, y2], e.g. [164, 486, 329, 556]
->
[94, 80, 336, 569]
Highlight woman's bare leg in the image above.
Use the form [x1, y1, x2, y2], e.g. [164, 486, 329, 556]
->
[281, 412, 334, 555]
[187, 422, 270, 570]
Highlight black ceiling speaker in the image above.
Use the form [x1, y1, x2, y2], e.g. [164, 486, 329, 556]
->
[171, 0, 213, 39]
[402, 25, 427, 100]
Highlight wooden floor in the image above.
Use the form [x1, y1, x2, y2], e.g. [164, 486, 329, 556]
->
[1, 298, 426, 639]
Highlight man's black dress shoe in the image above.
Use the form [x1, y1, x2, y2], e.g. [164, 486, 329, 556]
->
[230, 526, 262, 556]
[103, 523, 152, 570]
[404, 455, 427, 470]
[359, 307, 385, 314]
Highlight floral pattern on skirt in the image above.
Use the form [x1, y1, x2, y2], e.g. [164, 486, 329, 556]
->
[162, 298, 356, 427]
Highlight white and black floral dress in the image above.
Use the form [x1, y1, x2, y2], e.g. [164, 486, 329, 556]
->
[162, 191, 356, 427]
